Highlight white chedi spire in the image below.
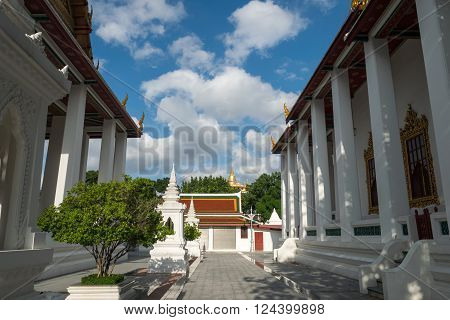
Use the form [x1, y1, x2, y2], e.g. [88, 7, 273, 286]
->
[266, 208, 282, 225]
[186, 198, 199, 225]
[162, 163, 180, 201]
[149, 164, 188, 274]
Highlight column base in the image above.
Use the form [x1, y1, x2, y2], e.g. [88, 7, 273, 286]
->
[148, 242, 188, 274]
[186, 241, 201, 258]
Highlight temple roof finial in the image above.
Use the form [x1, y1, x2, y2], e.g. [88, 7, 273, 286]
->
[283, 103, 290, 119]
[121, 93, 128, 108]
[271, 136, 276, 149]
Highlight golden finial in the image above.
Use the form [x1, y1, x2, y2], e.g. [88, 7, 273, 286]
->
[228, 167, 236, 183]
[121, 94, 128, 108]
[271, 136, 276, 149]
[138, 112, 145, 134]
[351, 0, 368, 12]
[283, 103, 290, 119]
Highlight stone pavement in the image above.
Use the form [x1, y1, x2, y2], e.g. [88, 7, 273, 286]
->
[34, 256, 150, 296]
[246, 252, 374, 300]
[179, 252, 304, 300]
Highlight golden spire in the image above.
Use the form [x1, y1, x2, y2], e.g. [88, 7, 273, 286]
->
[351, 0, 368, 12]
[138, 112, 145, 134]
[121, 94, 128, 108]
[228, 167, 236, 183]
[271, 136, 276, 149]
[283, 103, 290, 119]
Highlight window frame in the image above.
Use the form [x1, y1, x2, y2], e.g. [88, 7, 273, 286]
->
[400, 106, 439, 208]
[240, 226, 248, 239]
[364, 132, 379, 214]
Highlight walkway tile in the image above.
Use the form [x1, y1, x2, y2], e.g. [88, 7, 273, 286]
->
[246, 252, 374, 300]
[179, 252, 304, 300]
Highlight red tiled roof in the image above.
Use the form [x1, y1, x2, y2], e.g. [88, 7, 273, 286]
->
[198, 216, 247, 227]
[180, 196, 240, 213]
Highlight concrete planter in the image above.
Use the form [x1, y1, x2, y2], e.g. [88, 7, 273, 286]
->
[66, 278, 136, 300]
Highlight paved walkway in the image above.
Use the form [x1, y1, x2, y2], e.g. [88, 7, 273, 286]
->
[179, 252, 304, 300]
[34, 256, 150, 296]
[246, 252, 373, 300]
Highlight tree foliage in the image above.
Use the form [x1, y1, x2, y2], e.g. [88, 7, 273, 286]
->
[154, 177, 170, 193]
[181, 176, 239, 193]
[38, 179, 171, 277]
[242, 172, 281, 222]
[85, 170, 98, 185]
[184, 223, 202, 241]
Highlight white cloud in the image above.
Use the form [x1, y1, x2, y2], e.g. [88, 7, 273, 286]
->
[141, 67, 297, 123]
[307, 0, 337, 11]
[169, 35, 215, 72]
[132, 42, 163, 60]
[92, 0, 185, 58]
[129, 66, 295, 179]
[224, 0, 308, 64]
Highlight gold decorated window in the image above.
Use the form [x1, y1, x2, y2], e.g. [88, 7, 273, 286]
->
[364, 132, 379, 214]
[400, 107, 439, 208]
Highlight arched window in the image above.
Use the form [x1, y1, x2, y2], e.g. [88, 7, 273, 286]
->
[165, 217, 174, 232]
[364, 132, 378, 214]
[400, 106, 439, 207]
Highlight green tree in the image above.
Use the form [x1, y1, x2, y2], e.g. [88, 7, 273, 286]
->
[85, 170, 98, 185]
[184, 223, 202, 241]
[155, 177, 170, 193]
[38, 179, 171, 277]
[181, 176, 239, 193]
[242, 172, 281, 222]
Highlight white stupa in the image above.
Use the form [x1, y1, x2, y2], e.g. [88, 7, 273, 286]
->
[148, 164, 188, 274]
[185, 198, 200, 225]
[266, 208, 282, 225]
[185, 198, 201, 258]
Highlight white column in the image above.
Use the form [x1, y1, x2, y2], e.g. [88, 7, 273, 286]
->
[27, 103, 48, 231]
[113, 131, 127, 181]
[280, 150, 289, 239]
[40, 116, 65, 211]
[311, 99, 332, 240]
[54, 84, 87, 206]
[287, 138, 299, 237]
[331, 69, 362, 241]
[208, 227, 214, 250]
[79, 132, 89, 183]
[98, 119, 116, 183]
[364, 38, 410, 243]
[416, 0, 450, 232]
[297, 121, 313, 239]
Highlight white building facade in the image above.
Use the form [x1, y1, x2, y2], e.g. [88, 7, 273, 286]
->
[0, 0, 140, 299]
[180, 193, 281, 252]
[273, 0, 450, 299]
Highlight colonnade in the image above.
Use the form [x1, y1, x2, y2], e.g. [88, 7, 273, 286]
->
[279, 0, 450, 243]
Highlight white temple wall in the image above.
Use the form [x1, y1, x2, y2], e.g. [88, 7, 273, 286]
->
[352, 82, 372, 219]
[351, 39, 443, 222]
[328, 135, 337, 218]
[390, 39, 444, 205]
[236, 227, 251, 252]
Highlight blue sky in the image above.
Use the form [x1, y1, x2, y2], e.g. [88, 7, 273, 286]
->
[87, 0, 350, 181]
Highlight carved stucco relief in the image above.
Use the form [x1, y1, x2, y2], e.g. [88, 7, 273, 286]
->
[0, 76, 38, 248]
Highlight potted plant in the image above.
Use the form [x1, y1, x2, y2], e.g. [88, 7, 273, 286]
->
[38, 178, 172, 299]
